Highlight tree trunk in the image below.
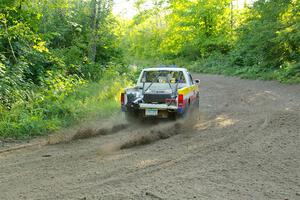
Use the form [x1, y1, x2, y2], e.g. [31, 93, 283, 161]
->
[88, 0, 112, 62]
[88, 0, 99, 62]
[3, 18, 17, 63]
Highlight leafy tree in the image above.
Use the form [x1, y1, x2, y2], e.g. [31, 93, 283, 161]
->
[0, 0, 121, 108]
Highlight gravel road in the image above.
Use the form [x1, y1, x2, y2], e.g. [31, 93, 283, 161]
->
[0, 74, 299, 200]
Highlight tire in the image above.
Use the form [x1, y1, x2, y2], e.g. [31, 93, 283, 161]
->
[177, 106, 189, 119]
[125, 112, 138, 122]
[169, 112, 178, 121]
[125, 110, 144, 123]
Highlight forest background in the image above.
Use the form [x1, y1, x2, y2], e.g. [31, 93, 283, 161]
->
[0, 0, 299, 138]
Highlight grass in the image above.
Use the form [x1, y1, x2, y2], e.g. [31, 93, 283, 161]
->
[0, 72, 132, 139]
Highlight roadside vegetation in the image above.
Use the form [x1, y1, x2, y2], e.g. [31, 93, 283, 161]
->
[0, 0, 134, 139]
[0, 66, 133, 139]
[120, 0, 300, 83]
[0, 0, 299, 139]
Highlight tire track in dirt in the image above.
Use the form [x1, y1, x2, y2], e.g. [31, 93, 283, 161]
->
[0, 122, 130, 154]
[1, 74, 299, 200]
[50, 123, 130, 144]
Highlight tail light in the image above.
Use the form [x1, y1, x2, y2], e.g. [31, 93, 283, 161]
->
[178, 94, 184, 107]
[121, 93, 125, 105]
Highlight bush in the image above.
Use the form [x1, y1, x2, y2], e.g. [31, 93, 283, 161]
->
[0, 66, 133, 139]
[188, 52, 300, 84]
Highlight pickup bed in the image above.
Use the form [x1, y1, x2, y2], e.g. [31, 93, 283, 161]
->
[121, 67, 200, 120]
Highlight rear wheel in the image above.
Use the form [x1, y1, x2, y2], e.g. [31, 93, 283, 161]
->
[169, 112, 178, 120]
[125, 109, 145, 123]
[124, 112, 135, 122]
[124, 110, 139, 122]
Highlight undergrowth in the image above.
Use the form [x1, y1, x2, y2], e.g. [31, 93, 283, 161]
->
[0, 67, 133, 139]
[187, 54, 300, 84]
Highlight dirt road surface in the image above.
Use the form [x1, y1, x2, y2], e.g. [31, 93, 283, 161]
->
[1, 74, 299, 200]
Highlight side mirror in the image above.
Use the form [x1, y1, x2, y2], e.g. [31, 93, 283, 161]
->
[194, 79, 200, 84]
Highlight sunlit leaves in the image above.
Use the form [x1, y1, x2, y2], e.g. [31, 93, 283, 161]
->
[123, 0, 234, 58]
[235, 0, 300, 69]
[33, 41, 49, 53]
[0, 62, 5, 77]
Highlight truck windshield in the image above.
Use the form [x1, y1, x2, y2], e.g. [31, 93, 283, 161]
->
[141, 71, 186, 83]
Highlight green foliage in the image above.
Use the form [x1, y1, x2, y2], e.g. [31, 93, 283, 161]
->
[1, 0, 300, 139]
[120, 0, 299, 83]
[233, 0, 299, 68]
[0, 0, 128, 139]
[121, 0, 233, 61]
[0, 0, 122, 105]
[188, 53, 300, 84]
[0, 66, 133, 139]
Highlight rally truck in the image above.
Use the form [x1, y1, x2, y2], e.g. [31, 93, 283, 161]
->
[121, 67, 200, 120]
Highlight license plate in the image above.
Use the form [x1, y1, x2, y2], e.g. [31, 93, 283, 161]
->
[145, 109, 158, 116]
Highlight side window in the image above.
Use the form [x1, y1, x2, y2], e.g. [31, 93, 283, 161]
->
[175, 71, 186, 83]
[188, 73, 193, 85]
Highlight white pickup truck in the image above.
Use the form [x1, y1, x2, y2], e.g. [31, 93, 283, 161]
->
[121, 67, 200, 120]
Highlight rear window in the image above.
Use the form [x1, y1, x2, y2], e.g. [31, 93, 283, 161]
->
[141, 71, 186, 83]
